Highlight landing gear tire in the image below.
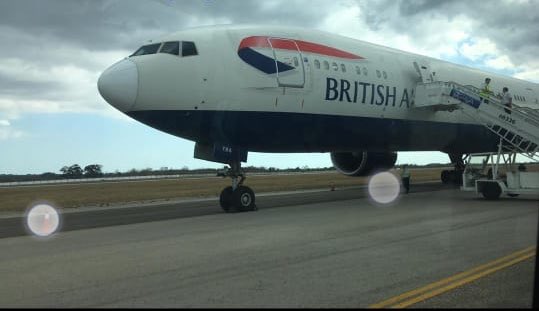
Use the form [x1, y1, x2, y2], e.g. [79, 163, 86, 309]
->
[482, 182, 501, 200]
[219, 186, 234, 213]
[441, 170, 451, 184]
[441, 170, 463, 186]
[218, 161, 257, 213]
[232, 186, 257, 212]
[219, 186, 257, 213]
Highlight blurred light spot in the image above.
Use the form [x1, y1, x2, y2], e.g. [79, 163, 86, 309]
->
[368, 171, 400, 204]
[26, 203, 60, 237]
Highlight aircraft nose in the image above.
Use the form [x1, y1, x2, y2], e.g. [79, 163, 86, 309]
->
[98, 58, 138, 112]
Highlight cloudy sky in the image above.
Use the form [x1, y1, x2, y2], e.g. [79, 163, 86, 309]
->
[1, 0, 538, 174]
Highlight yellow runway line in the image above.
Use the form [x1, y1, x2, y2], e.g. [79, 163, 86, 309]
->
[370, 246, 536, 308]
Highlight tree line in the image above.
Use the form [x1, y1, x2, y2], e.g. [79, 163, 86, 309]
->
[59, 164, 103, 179]
[0, 164, 105, 183]
[0, 164, 338, 183]
[2, 161, 534, 183]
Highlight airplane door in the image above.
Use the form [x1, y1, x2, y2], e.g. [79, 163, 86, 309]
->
[413, 61, 435, 83]
[268, 38, 305, 88]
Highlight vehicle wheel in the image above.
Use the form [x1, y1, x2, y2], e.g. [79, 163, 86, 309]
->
[232, 186, 256, 212]
[482, 182, 501, 200]
[219, 186, 234, 212]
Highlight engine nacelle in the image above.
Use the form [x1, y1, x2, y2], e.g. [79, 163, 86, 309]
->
[330, 151, 398, 176]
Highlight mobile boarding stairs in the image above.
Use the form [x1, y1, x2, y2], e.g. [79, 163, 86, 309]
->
[414, 80, 539, 200]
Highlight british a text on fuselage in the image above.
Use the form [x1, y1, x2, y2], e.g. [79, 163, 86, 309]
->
[325, 77, 411, 108]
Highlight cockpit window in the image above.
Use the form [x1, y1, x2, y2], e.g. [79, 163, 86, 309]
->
[159, 41, 180, 56]
[130, 41, 197, 58]
[182, 41, 198, 57]
[130, 43, 162, 57]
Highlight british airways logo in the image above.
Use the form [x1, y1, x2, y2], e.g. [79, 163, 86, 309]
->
[237, 36, 364, 74]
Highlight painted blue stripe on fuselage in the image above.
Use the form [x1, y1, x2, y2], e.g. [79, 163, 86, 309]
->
[127, 110, 500, 154]
[237, 48, 295, 74]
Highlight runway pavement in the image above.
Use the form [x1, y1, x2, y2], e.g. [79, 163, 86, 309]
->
[0, 182, 446, 238]
[0, 184, 537, 307]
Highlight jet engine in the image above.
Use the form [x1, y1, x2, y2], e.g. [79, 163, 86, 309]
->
[330, 151, 398, 176]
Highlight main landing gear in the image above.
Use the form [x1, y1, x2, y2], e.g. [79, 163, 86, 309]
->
[217, 161, 257, 213]
[441, 169, 464, 185]
[441, 153, 465, 185]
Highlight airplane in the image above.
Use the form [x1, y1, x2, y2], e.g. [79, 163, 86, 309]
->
[97, 25, 539, 213]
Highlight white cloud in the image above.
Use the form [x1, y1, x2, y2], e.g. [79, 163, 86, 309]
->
[320, 2, 539, 83]
[0, 125, 24, 140]
[0, 47, 131, 121]
[459, 38, 498, 61]
[320, 3, 476, 62]
[514, 66, 539, 83]
[485, 55, 515, 71]
[0, 119, 10, 126]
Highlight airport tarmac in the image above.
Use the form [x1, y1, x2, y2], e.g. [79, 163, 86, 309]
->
[0, 184, 537, 307]
[0, 181, 445, 238]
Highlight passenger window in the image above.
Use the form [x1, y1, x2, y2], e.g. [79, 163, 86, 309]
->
[356, 66, 361, 75]
[159, 41, 180, 55]
[383, 71, 387, 79]
[323, 61, 329, 70]
[332, 62, 338, 71]
[376, 70, 381, 78]
[314, 59, 320, 69]
[341, 64, 346, 72]
[293, 57, 299, 67]
[363, 67, 368, 76]
[130, 43, 162, 57]
[182, 41, 198, 57]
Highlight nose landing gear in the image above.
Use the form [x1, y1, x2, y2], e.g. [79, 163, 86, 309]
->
[218, 161, 257, 213]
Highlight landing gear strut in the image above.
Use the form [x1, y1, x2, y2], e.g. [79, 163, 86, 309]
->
[218, 161, 257, 213]
[441, 153, 465, 185]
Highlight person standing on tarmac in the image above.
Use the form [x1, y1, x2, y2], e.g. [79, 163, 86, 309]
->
[401, 165, 411, 194]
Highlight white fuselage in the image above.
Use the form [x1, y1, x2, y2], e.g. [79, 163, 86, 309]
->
[98, 25, 539, 154]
